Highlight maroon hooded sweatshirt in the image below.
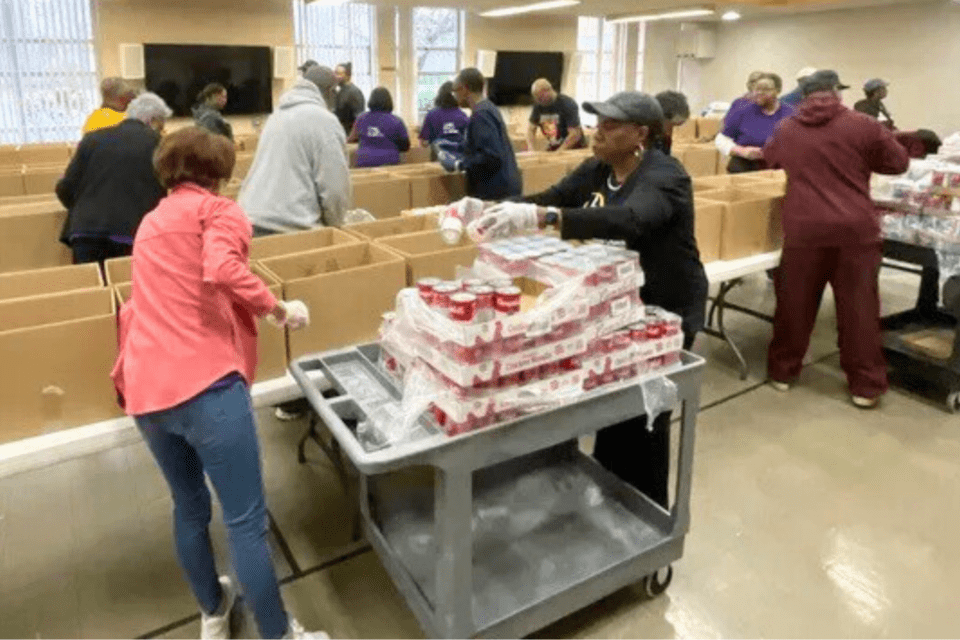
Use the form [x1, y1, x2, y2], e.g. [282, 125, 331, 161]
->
[763, 93, 909, 248]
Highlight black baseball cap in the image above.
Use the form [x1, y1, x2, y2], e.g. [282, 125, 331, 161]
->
[801, 70, 851, 96]
[583, 91, 664, 124]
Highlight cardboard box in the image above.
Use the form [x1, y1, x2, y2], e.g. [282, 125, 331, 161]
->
[0, 145, 20, 167]
[233, 153, 254, 180]
[674, 118, 697, 142]
[250, 226, 360, 261]
[0, 199, 65, 217]
[696, 117, 723, 141]
[250, 264, 288, 382]
[352, 174, 412, 219]
[104, 256, 132, 285]
[697, 188, 783, 260]
[18, 144, 72, 166]
[0, 210, 72, 273]
[693, 174, 777, 192]
[0, 193, 61, 207]
[376, 229, 478, 285]
[113, 266, 288, 382]
[260, 243, 406, 357]
[0, 287, 121, 443]
[23, 167, 62, 195]
[402, 165, 466, 208]
[342, 214, 439, 241]
[679, 145, 721, 178]
[0, 263, 102, 301]
[0, 170, 25, 197]
[235, 134, 259, 154]
[522, 161, 569, 196]
[693, 199, 724, 263]
[401, 146, 431, 164]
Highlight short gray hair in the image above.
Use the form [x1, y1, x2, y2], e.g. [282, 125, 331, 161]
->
[126, 92, 172, 124]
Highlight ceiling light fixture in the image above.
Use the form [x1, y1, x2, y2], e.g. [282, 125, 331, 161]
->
[721, 10, 741, 20]
[606, 7, 714, 23]
[479, 0, 580, 18]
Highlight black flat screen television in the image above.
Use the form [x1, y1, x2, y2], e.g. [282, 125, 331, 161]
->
[144, 44, 272, 117]
[488, 51, 564, 106]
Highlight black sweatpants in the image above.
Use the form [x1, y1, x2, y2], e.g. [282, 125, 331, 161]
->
[592, 332, 695, 509]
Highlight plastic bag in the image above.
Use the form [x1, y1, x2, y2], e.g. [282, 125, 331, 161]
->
[342, 209, 377, 225]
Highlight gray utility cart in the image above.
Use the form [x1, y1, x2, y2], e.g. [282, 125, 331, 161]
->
[291, 344, 705, 639]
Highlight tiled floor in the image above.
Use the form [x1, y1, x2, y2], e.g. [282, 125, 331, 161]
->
[4, 268, 960, 638]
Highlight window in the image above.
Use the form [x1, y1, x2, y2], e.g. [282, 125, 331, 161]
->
[413, 7, 462, 120]
[0, 0, 98, 144]
[576, 18, 646, 125]
[292, 0, 378, 100]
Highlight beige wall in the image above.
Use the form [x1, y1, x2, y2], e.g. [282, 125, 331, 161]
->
[94, 0, 294, 134]
[694, 0, 960, 136]
[641, 22, 681, 96]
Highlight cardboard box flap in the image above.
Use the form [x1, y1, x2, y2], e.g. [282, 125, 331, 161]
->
[696, 187, 781, 205]
[249, 227, 359, 261]
[343, 214, 439, 240]
[260, 243, 402, 283]
[377, 229, 474, 255]
[104, 256, 132, 285]
[0, 263, 102, 301]
[0, 287, 114, 333]
[115, 282, 132, 305]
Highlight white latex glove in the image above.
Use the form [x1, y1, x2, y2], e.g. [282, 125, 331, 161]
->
[266, 300, 311, 330]
[467, 202, 539, 242]
[440, 197, 487, 245]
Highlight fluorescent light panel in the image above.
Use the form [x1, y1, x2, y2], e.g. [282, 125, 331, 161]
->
[607, 7, 714, 23]
[721, 10, 741, 20]
[479, 0, 580, 18]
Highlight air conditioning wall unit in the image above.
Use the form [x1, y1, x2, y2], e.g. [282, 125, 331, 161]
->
[676, 23, 716, 59]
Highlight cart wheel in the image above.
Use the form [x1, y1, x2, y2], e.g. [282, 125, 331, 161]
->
[643, 565, 673, 598]
[947, 392, 960, 414]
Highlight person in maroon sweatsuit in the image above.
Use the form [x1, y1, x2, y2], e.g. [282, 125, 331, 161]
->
[763, 70, 910, 408]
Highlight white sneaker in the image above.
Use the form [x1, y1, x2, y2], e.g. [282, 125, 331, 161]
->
[852, 395, 880, 409]
[275, 406, 305, 421]
[284, 617, 330, 640]
[768, 380, 790, 392]
[201, 576, 236, 640]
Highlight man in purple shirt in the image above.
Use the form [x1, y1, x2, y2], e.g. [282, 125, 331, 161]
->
[349, 87, 410, 167]
[419, 81, 469, 157]
[721, 73, 795, 173]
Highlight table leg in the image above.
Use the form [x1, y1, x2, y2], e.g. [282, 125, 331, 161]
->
[702, 279, 750, 380]
[434, 466, 474, 638]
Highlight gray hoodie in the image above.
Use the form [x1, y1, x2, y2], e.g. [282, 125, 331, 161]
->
[239, 79, 351, 232]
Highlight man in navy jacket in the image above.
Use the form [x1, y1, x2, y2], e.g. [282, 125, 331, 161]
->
[437, 67, 522, 200]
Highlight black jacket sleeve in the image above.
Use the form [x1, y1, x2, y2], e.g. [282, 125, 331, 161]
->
[56, 135, 93, 210]
[460, 111, 504, 175]
[561, 186, 674, 246]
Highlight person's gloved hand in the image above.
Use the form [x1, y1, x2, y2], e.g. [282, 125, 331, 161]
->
[266, 300, 311, 330]
[437, 149, 461, 173]
[467, 202, 539, 241]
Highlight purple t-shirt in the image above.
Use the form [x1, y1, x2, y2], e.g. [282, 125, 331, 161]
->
[419, 107, 469, 147]
[355, 111, 409, 167]
[722, 102, 795, 148]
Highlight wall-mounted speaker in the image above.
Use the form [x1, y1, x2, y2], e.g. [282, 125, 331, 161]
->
[119, 43, 144, 80]
[273, 46, 295, 79]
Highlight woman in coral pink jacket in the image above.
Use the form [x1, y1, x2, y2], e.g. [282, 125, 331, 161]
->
[112, 127, 324, 640]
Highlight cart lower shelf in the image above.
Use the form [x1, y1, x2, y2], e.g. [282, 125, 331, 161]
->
[365, 444, 681, 637]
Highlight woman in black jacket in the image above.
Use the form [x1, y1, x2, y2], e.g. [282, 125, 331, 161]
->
[57, 92, 171, 265]
[473, 91, 707, 509]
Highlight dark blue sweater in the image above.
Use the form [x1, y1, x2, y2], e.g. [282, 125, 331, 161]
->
[461, 99, 522, 200]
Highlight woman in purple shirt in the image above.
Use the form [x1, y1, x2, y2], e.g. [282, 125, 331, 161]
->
[419, 81, 469, 156]
[722, 73, 795, 173]
[348, 87, 410, 167]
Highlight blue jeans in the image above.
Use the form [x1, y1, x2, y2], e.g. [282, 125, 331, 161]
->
[135, 379, 289, 639]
